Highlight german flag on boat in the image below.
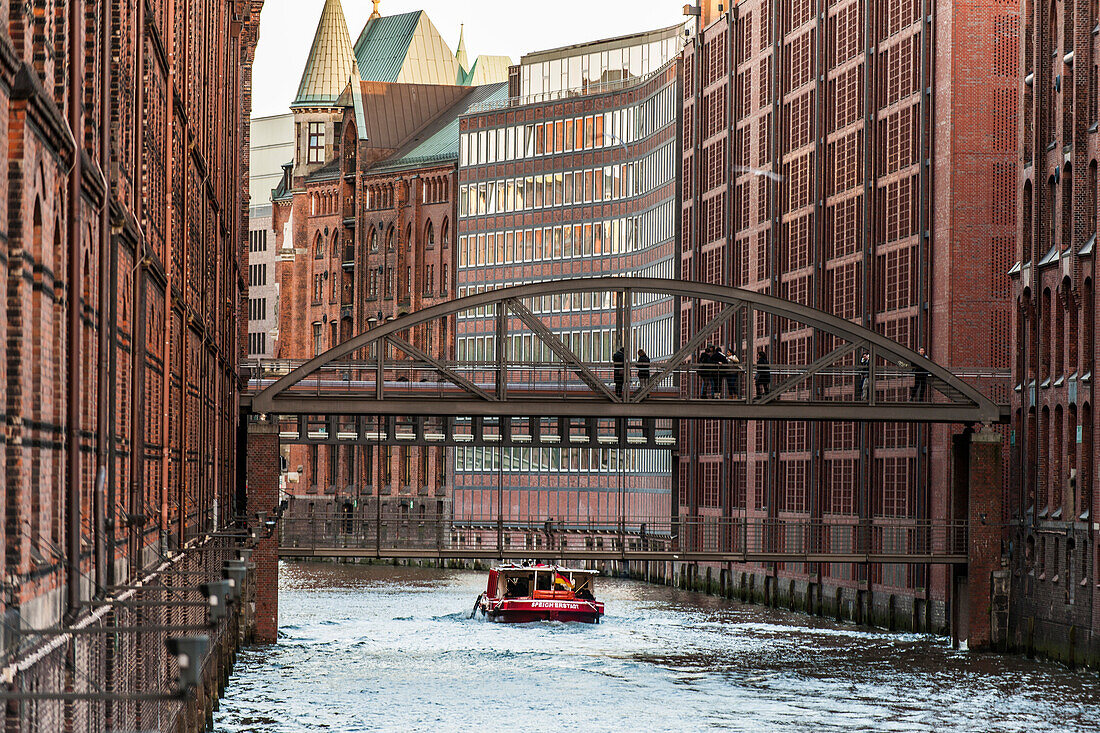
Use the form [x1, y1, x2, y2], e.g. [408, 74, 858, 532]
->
[553, 569, 573, 590]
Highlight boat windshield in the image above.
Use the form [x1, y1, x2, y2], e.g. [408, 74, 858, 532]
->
[503, 572, 533, 598]
[574, 574, 595, 600]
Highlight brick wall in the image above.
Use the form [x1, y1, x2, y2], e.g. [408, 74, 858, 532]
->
[274, 103, 459, 504]
[247, 421, 280, 643]
[1011, 0, 1099, 666]
[680, 0, 1018, 615]
[0, 0, 264, 726]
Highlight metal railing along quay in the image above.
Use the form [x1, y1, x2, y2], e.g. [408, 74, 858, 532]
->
[277, 514, 969, 565]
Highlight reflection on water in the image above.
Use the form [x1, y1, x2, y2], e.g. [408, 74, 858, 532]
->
[215, 562, 1100, 732]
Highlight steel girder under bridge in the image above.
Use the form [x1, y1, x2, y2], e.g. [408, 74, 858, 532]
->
[245, 277, 1005, 429]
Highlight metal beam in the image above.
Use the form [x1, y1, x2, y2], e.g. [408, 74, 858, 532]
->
[385, 333, 495, 402]
[261, 396, 1007, 423]
[505, 297, 619, 402]
[249, 277, 1003, 424]
[756, 341, 860, 405]
[631, 301, 743, 402]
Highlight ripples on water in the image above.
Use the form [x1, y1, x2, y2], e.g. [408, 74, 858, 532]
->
[214, 562, 1100, 732]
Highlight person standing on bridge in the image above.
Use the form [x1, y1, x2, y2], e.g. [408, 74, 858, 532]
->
[755, 348, 771, 397]
[697, 346, 712, 398]
[637, 348, 651, 386]
[910, 347, 930, 401]
[856, 351, 870, 400]
[709, 346, 728, 399]
[612, 346, 626, 397]
[699, 345, 718, 398]
[723, 346, 741, 398]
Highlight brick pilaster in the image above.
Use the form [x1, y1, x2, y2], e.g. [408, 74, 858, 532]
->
[246, 420, 280, 644]
[966, 431, 1005, 651]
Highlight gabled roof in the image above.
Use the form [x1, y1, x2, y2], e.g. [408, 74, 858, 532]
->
[371, 82, 508, 173]
[463, 55, 512, 86]
[294, 0, 358, 108]
[352, 10, 504, 87]
[352, 81, 471, 149]
[353, 10, 423, 82]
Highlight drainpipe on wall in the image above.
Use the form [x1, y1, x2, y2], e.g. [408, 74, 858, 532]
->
[65, 0, 84, 620]
[94, 0, 113, 599]
[161, 0, 178, 552]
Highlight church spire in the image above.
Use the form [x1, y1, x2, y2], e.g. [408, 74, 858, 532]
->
[369, 0, 381, 20]
[455, 23, 469, 73]
[293, 0, 358, 108]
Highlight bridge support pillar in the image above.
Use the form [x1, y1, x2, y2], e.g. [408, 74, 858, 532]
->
[951, 430, 1004, 651]
[247, 420, 280, 644]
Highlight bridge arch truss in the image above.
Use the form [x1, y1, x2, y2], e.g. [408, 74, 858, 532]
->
[247, 277, 1004, 435]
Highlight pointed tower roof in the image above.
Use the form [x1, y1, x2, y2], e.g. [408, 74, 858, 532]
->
[293, 0, 358, 108]
[455, 24, 469, 76]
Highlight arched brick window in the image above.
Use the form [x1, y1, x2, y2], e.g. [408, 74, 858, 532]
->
[1022, 180, 1033, 262]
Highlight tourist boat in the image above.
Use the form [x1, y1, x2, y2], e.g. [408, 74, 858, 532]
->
[474, 563, 605, 623]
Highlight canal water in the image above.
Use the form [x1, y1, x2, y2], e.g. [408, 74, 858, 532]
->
[215, 562, 1100, 732]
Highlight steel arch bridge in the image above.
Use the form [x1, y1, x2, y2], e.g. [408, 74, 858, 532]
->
[245, 277, 1005, 439]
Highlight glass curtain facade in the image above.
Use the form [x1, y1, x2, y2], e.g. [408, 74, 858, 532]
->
[518, 24, 685, 101]
[454, 62, 681, 525]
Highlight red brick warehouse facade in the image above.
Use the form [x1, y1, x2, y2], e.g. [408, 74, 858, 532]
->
[273, 83, 505, 511]
[1010, 0, 1099, 665]
[0, 0, 261, 728]
[679, 0, 1018, 628]
[269, 2, 511, 517]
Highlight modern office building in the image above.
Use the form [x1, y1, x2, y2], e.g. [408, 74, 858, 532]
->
[515, 22, 685, 100]
[1010, 0, 1099, 665]
[679, 1, 1019, 630]
[248, 113, 295, 358]
[454, 29, 684, 527]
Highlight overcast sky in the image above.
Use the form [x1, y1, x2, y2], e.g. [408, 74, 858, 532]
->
[251, 0, 687, 118]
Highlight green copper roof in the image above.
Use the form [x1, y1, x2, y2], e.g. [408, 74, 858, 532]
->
[353, 10, 423, 83]
[293, 0, 358, 108]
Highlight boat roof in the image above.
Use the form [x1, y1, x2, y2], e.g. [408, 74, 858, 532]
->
[493, 563, 597, 575]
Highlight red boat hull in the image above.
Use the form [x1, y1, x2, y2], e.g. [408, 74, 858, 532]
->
[482, 598, 604, 624]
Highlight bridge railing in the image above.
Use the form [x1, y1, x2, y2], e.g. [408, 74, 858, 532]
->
[277, 514, 969, 562]
[244, 358, 1009, 409]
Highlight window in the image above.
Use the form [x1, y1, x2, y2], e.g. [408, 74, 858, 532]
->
[308, 122, 325, 163]
[248, 298, 267, 321]
[313, 322, 324, 356]
[249, 229, 268, 252]
[248, 332, 266, 355]
[249, 263, 267, 287]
